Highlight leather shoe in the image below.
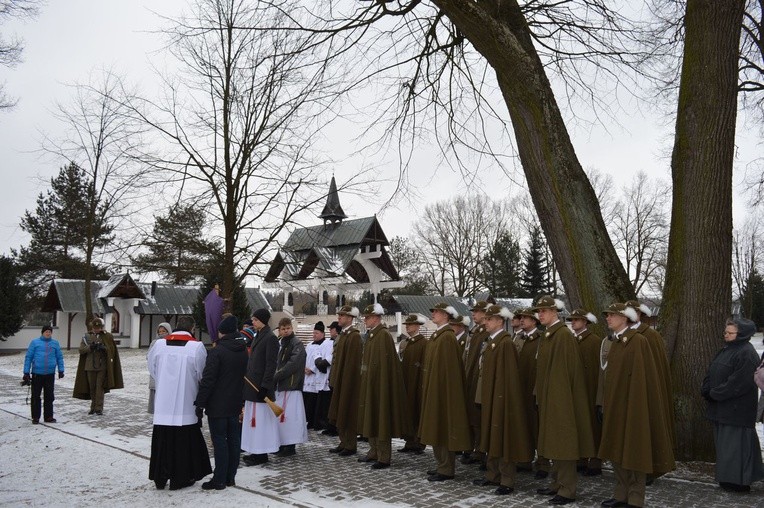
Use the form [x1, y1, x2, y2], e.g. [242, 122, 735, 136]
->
[338, 449, 356, 457]
[357, 456, 376, 463]
[472, 478, 498, 487]
[461, 455, 479, 464]
[535, 470, 549, 479]
[201, 481, 225, 490]
[242, 454, 268, 466]
[548, 495, 576, 505]
[44, 417, 57, 423]
[427, 473, 454, 482]
[226, 481, 236, 487]
[426, 470, 438, 476]
[88, 409, 95, 415]
[328, 446, 344, 453]
[32, 419, 39, 424]
[585, 468, 602, 476]
[370, 462, 390, 470]
[495, 486, 514, 495]
[601, 499, 627, 507]
[536, 488, 558, 496]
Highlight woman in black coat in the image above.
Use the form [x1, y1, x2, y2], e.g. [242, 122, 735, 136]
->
[701, 318, 764, 492]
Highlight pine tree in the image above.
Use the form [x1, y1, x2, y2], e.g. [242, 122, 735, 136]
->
[0, 256, 24, 340]
[14, 163, 112, 306]
[482, 230, 523, 297]
[519, 226, 549, 298]
[132, 204, 222, 284]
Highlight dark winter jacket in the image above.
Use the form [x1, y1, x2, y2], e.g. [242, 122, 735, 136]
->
[274, 333, 306, 392]
[243, 325, 278, 403]
[24, 336, 64, 375]
[195, 333, 248, 417]
[701, 331, 761, 428]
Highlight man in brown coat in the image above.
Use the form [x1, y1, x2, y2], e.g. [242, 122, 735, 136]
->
[599, 303, 675, 508]
[513, 307, 547, 477]
[398, 313, 428, 454]
[327, 305, 362, 456]
[73, 318, 124, 415]
[356, 304, 411, 469]
[419, 302, 472, 481]
[451, 314, 470, 351]
[624, 299, 675, 453]
[462, 300, 489, 465]
[567, 308, 603, 476]
[472, 305, 533, 496]
[533, 296, 595, 506]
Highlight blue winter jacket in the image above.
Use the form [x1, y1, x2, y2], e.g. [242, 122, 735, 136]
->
[24, 336, 65, 375]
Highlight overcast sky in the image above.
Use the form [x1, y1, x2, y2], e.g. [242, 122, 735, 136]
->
[1, 1, 761, 262]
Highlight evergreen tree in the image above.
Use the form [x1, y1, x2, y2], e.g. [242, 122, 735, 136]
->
[14, 163, 112, 307]
[740, 269, 764, 330]
[482, 230, 523, 297]
[192, 266, 251, 337]
[519, 226, 549, 298]
[0, 256, 25, 340]
[132, 204, 222, 284]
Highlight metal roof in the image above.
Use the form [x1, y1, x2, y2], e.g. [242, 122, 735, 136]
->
[42, 278, 270, 316]
[245, 288, 271, 312]
[282, 217, 387, 251]
[393, 295, 472, 318]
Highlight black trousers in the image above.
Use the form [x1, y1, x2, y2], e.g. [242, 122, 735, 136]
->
[31, 374, 55, 420]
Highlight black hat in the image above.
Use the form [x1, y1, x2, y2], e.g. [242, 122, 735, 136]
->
[252, 308, 271, 326]
[328, 321, 342, 333]
[218, 315, 238, 335]
[243, 318, 253, 327]
[41, 325, 53, 334]
[314, 321, 325, 333]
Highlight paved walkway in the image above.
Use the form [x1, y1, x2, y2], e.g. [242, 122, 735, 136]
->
[0, 349, 761, 507]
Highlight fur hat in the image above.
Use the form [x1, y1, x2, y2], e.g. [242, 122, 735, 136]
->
[337, 305, 360, 317]
[252, 308, 271, 326]
[624, 299, 653, 318]
[532, 295, 566, 312]
[404, 313, 427, 325]
[484, 305, 513, 321]
[602, 303, 638, 323]
[470, 300, 489, 312]
[567, 308, 598, 324]
[363, 303, 385, 316]
[218, 315, 238, 336]
[450, 315, 471, 327]
[430, 302, 458, 319]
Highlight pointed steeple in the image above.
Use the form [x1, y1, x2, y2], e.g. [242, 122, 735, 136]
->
[319, 176, 347, 226]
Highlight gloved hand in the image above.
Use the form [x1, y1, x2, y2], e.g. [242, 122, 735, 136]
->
[195, 406, 204, 420]
[596, 406, 603, 424]
[90, 343, 98, 351]
[59, 372, 65, 379]
[21, 374, 31, 386]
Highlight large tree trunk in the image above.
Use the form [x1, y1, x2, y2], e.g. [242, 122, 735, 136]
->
[433, 0, 634, 313]
[661, 0, 743, 461]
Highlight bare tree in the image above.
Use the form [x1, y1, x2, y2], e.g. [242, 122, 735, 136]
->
[659, 0, 744, 460]
[610, 171, 670, 296]
[0, 0, 40, 109]
[124, 0, 353, 309]
[732, 215, 763, 299]
[414, 194, 509, 296]
[41, 72, 147, 324]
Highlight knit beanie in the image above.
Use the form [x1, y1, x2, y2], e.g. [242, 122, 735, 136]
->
[314, 321, 325, 333]
[218, 315, 238, 336]
[252, 308, 271, 326]
[41, 325, 53, 334]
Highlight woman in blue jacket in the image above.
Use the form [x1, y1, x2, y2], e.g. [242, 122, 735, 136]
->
[23, 325, 65, 424]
